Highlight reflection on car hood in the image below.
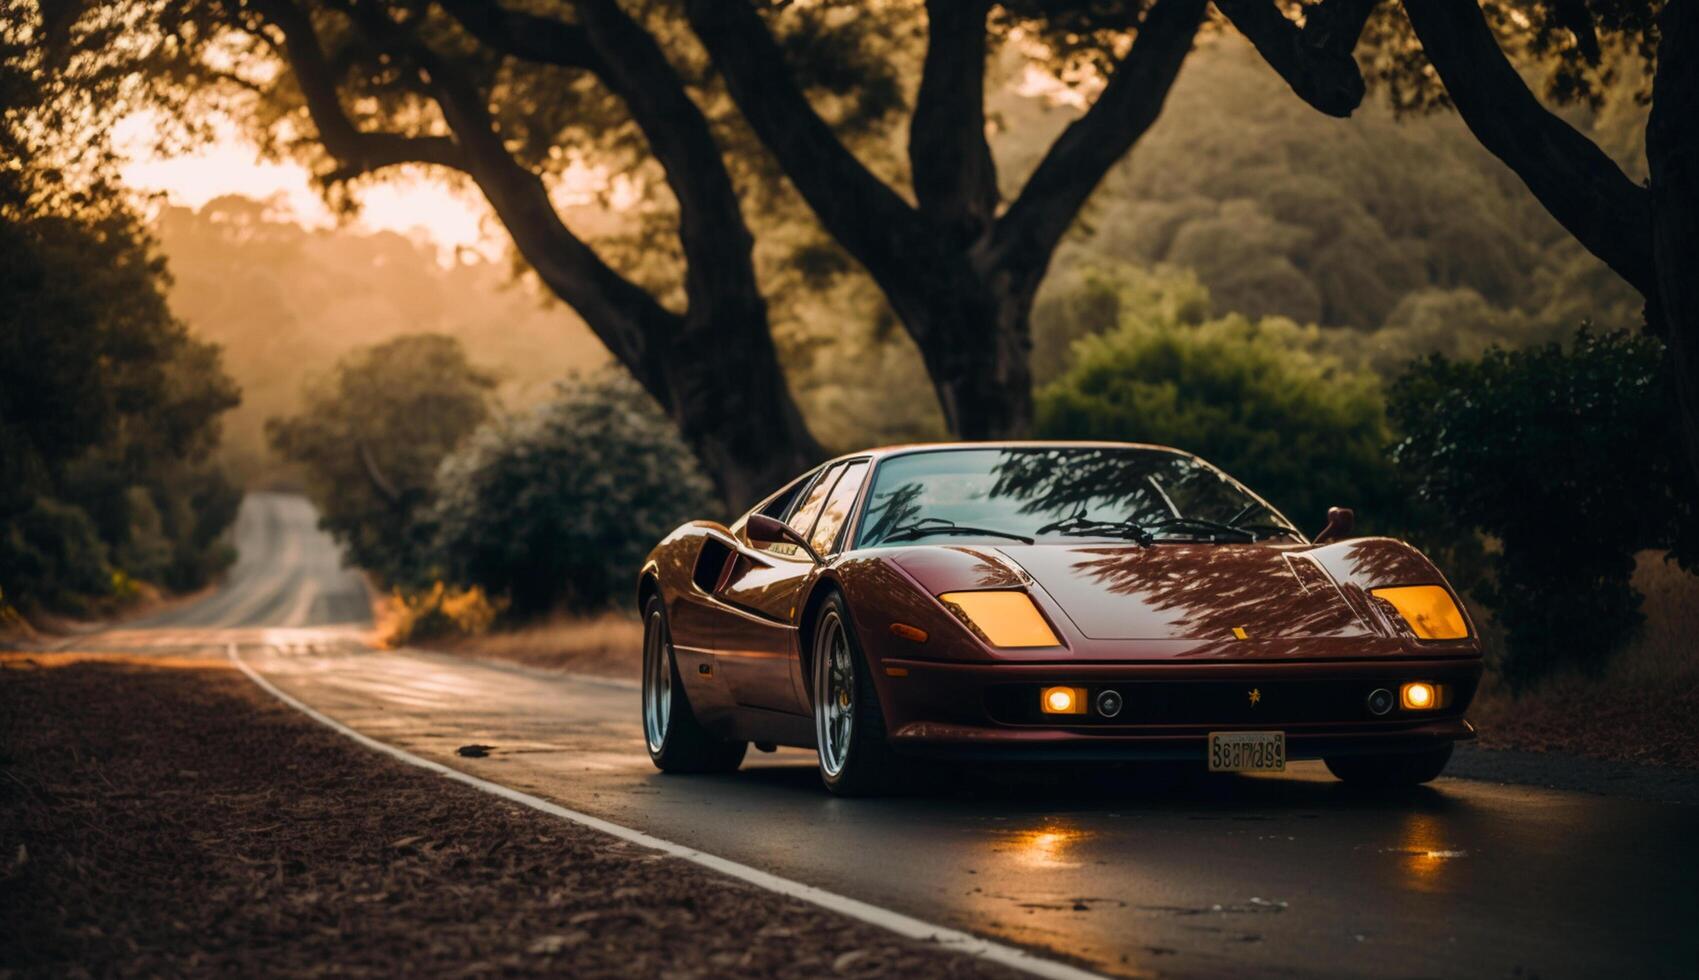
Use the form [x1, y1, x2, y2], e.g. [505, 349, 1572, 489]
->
[997, 543, 1372, 641]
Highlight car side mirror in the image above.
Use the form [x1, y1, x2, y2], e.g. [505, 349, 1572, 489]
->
[1313, 506, 1355, 544]
[745, 514, 823, 563]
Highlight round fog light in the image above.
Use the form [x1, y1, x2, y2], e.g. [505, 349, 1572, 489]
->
[1096, 689, 1123, 718]
[1366, 688, 1394, 716]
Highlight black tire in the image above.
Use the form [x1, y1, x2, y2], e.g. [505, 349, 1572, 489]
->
[1324, 744, 1453, 787]
[811, 592, 899, 796]
[642, 595, 746, 774]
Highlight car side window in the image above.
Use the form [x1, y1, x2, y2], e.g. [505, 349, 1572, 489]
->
[786, 463, 844, 535]
[756, 469, 816, 522]
[806, 460, 869, 555]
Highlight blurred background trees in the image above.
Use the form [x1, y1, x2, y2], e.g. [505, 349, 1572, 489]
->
[265, 334, 496, 586]
[1034, 266, 1397, 534]
[1390, 330, 1699, 687]
[155, 196, 607, 484]
[1, 3, 242, 616]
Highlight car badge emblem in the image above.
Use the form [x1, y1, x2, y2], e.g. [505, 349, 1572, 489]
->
[1248, 688, 1262, 706]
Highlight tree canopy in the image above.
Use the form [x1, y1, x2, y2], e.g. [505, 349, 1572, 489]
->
[11, 0, 1695, 502]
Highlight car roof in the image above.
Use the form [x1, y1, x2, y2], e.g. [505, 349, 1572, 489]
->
[827, 440, 1196, 465]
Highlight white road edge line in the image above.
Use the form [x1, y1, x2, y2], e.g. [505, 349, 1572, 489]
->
[227, 643, 1109, 980]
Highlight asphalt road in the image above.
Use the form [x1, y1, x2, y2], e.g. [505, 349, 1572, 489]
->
[66, 494, 1699, 978]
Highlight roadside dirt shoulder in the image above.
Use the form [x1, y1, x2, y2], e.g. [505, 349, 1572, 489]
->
[0, 655, 1018, 978]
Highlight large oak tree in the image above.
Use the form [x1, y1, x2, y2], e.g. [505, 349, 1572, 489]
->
[1224, 1, 1696, 486]
[95, 0, 1240, 506]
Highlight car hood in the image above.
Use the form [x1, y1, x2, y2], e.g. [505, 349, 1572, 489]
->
[995, 543, 1373, 642]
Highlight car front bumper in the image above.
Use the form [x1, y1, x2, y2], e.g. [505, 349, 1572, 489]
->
[874, 656, 1481, 763]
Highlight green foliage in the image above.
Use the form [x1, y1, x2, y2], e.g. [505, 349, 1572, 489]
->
[432, 374, 716, 616]
[0, 49, 242, 614]
[1389, 329, 1697, 687]
[1034, 267, 1400, 533]
[1024, 38, 1645, 357]
[266, 334, 496, 588]
[0, 498, 111, 615]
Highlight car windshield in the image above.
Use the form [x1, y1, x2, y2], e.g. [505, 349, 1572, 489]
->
[855, 447, 1297, 548]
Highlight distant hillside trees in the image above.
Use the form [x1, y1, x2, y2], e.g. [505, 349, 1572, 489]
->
[1256, 1, 1698, 496]
[1029, 37, 1644, 360]
[152, 196, 610, 483]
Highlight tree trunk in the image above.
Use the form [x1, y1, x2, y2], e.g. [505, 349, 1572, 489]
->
[1649, 0, 1699, 490]
[665, 303, 822, 512]
[895, 258, 1038, 440]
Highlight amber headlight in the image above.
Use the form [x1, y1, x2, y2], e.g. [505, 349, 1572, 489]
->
[1370, 585, 1469, 640]
[938, 591, 1060, 648]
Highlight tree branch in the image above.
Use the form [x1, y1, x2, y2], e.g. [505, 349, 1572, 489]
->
[1215, 0, 1374, 117]
[994, 0, 1208, 281]
[437, 1, 767, 329]
[434, 0, 605, 73]
[325, 0, 682, 400]
[248, 0, 466, 180]
[1401, 0, 1656, 298]
[910, 0, 998, 239]
[571, 0, 768, 332]
[336, 0, 822, 496]
[683, 0, 925, 285]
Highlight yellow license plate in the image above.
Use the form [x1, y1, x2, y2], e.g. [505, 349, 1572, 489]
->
[1207, 731, 1286, 772]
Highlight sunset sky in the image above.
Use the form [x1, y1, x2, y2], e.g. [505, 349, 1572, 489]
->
[115, 114, 495, 252]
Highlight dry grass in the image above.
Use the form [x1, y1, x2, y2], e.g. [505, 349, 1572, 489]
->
[423, 612, 644, 680]
[1605, 553, 1699, 687]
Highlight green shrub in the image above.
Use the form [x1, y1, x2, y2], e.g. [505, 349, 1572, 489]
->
[267, 334, 495, 587]
[1035, 271, 1400, 533]
[431, 373, 717, 616]
[0, 497, 112, 614]
[1389, 329, 1698, 686]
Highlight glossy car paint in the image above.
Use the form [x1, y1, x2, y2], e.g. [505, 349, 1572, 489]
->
[638, 442, 1482, 760]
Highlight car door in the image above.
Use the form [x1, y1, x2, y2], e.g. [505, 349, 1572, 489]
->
[715, 460, 868, 713]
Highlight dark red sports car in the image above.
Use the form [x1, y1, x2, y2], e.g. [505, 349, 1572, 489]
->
[637, 443, 1480, 795]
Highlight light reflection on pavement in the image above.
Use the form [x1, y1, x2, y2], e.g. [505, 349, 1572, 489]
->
[242, 644, 1699, 980]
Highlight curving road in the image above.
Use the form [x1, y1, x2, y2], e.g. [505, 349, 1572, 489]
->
[63, 494, 1699, 978]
